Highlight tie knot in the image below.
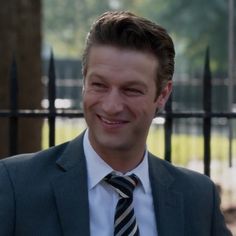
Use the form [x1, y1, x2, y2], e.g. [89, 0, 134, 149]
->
[104, 173, 139, 198]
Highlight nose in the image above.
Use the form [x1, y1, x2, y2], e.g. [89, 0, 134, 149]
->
[101, 89, 124, 115]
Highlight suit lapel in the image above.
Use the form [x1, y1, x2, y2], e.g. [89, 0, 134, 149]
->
[149, 154, 184, 236]
[51, 133, 90, 236]
[50, 134, 185, 236]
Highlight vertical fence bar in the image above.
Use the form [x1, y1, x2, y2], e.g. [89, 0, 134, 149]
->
[48, 50, 56, 147]
[203, 47, 212, 176]
[164, 89, 173, 163]
[228, 0, 235, 168]
[9, 56, 18, 155]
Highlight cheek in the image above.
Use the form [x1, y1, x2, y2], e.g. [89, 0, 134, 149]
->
[83, 90, 99, 106]
[131, 97, 156, 110]
[126, 99, 156, 120]
[82, 94, 95, 113]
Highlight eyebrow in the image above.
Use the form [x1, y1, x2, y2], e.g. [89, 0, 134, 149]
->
[86, 72, 105, 80]
[87, 72, 148, 90]
[122, 81, 148, 90]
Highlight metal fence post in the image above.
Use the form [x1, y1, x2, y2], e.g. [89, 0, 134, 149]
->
[228, 0, 235, 168]
[164, 86, 173, 163]
[2, 50, 235, 171]
[48, 50, 56, 147]
[203, 47, 212, 176]
[9, 55, 18, 155]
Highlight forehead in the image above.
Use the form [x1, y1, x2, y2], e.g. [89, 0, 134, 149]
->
[86, 45, 158, 79]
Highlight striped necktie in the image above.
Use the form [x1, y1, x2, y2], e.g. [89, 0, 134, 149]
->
[104, 173, 140, 236]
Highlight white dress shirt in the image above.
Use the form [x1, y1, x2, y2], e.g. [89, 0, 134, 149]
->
[83, 130, 158, 236]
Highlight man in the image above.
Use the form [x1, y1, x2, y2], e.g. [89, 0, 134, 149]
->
[0, 11, 232, 236]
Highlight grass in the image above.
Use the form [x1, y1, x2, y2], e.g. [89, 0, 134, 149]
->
[42, 119, 236, 167]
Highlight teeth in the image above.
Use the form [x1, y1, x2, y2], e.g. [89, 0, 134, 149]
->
[101, 117, 122, 124]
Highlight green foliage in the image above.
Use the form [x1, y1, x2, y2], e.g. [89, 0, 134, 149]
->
[43, 0, 110, 58]
[43, 0, 139, 58]
[43, 0, 235, 73]
[133, 0, 234, 75]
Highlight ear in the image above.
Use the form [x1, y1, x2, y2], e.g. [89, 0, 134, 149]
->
[156, 80, 172, 109]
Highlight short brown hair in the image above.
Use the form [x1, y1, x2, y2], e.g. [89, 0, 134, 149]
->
[82, 11, 175, 96]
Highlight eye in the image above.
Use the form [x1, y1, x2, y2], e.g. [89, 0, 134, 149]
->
[90, 81, 108, 91]
[124, 88, 144, 96]
[92, 82, 105, 87]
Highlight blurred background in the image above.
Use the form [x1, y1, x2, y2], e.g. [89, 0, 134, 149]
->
[0, 0, 235, 233]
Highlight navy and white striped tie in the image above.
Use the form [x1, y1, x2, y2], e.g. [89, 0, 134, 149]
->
[104, 173, 140, 236]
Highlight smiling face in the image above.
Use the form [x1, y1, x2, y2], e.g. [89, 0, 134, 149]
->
[83, 45, 172, 167]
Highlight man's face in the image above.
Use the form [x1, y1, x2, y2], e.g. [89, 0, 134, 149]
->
[83, 45, 172, 156]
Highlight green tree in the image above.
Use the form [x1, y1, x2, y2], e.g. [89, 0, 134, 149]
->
[134, 0, 235, 75]
[43, 0, 234, 74]
[43, 0, 139, 58]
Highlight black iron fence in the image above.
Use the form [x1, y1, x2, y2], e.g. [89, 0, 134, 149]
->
[1, 48, 236, 177]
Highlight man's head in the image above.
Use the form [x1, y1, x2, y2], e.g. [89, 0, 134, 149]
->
[82, 12, 175, 170]
[82, 11, 175, 97]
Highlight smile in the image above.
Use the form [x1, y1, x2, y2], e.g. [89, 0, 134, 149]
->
[98, 115, 128, 125]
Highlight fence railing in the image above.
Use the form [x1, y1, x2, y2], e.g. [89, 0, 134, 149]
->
[0, 48, 236, 177]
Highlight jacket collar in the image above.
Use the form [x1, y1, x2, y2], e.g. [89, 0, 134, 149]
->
[51, 133, 184, 236]
[51, 132, 90, 236]
[148, 153, 184, 236]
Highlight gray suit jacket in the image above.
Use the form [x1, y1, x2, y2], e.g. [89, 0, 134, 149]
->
[0, 132, 232, 236]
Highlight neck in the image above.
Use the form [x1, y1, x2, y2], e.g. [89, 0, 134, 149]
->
[94, 146, 145, 173]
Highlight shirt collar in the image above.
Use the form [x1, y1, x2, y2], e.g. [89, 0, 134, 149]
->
[83, 129, 150, 193]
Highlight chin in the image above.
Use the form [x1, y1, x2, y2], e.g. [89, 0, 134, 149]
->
[96, 137, 130, 151]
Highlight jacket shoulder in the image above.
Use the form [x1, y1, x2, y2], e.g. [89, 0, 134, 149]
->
[1, 141, 69, 169]
[0, 142, 72, 187]
[148, 153, 213, 190]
